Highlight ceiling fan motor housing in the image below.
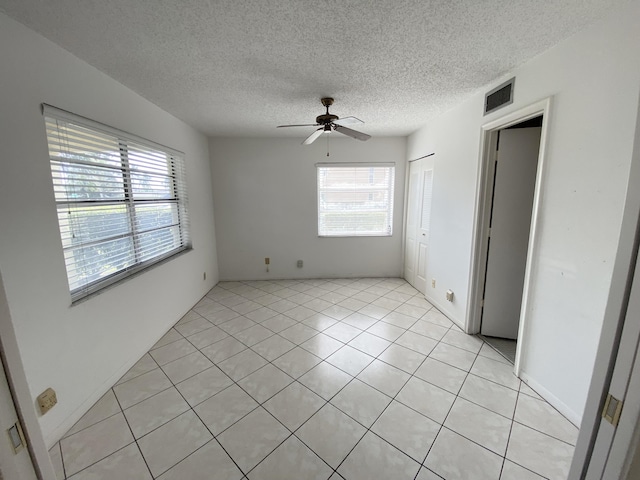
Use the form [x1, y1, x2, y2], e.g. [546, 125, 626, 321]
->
[316, 113, 339, 124]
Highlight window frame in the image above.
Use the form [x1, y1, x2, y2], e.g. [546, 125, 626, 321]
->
[316, 162, 395, 238]
[42, 104, 191, 302]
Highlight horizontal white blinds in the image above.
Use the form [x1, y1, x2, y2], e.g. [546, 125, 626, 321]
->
[317, 164, 395, 237]
[43, 108, 190, 301]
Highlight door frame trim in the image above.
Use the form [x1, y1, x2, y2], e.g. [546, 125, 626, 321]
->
[0, 271, 56, 479]
[466, 97, 552, 375]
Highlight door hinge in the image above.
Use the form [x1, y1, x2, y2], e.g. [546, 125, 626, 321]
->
[7, 420, 27, 454]
[480, 298, 484, 308]
[602, 393, 623, 426]
[487, 228, 491, 238]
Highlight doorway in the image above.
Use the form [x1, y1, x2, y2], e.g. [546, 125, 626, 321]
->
[480, 118, 542, 361]
[468, 98, 551, 373]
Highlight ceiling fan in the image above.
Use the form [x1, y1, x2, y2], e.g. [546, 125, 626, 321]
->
[277, 98, 371, 145]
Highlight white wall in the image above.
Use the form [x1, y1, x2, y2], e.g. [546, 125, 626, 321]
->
[210, 137, 406, 280]
[627, 431, 640, 480]
[407, 1, 640, 422]
[0, 14, 219, 445]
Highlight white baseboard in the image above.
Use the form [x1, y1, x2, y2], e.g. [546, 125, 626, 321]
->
[520, 371, 582, 427]
[45, 318, 180, 447]
[424, 292, 465, 332]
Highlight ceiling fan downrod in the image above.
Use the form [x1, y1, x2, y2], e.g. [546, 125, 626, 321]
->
[316, 98, 338, 125]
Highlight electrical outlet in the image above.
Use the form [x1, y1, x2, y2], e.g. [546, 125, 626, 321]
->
[446, 290, 454, 302]
[297, 260, 303, 268]
[265, 258, 270, 265]
[37, 388, 57, 415]
[431, 279, 436, 288]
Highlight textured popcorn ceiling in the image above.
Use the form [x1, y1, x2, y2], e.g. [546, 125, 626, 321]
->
[0, 0, 624, 137]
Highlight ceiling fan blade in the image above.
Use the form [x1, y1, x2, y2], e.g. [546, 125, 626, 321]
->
[302, 128, 324, 145]
[334, 116, 364, 126]
[277, 124, 319, 128]
[334, 125, 371, 141]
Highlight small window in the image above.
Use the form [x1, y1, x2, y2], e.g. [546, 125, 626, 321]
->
[43, 105, 191, 301]
[317, 163, 395, 237]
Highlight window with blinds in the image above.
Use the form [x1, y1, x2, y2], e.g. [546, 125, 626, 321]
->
[317, 163, 395, 237]
[43, 105, 191, 301]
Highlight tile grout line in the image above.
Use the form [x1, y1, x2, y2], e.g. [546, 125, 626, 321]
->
[423, 335, 558, 478]
[181, 284, 349, 478]
[64, 350, 164, 439]
[61, 391, 152, 479]
[289, 308, 450, 477]
[213, 277, 428, 477]
[57, 440, 67, 480]
[500, 390, 563, 478]
[119, 280, 412, 473]
[111, 372, 158, 480]
[117, 355, 205, 479]
[417, 341, 482, 475]
[222, 282, 442, 441]
[500, 385, 521, 480]
[215, 279, 404, 477]
[61, 277, 566, 480]
[142, 338, 250, 479]
[326, 339, 427, 477]
[59, 351, 161, 477]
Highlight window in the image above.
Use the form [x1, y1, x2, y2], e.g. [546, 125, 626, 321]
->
[317, 163, 395, 237]
[43, 105, 190, 301]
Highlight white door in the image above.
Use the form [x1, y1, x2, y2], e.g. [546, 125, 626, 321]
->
[583, 243, 640, 479]
[404, 158, 434, 293]
[415, 169, 433, 293]
[0, 270, 38, 480]
[481, 127, 541, 339]
[0, 357, 37, 480]
[404, 166, 421, 286]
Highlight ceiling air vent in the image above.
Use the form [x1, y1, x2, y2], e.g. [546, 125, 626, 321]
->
[484, 78, 515, 115]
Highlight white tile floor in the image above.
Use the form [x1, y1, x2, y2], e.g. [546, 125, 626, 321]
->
[48, 278, 578, 480]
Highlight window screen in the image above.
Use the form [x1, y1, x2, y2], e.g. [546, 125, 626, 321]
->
[317, 163, 395, 237]
[43, 105, 190, 301]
